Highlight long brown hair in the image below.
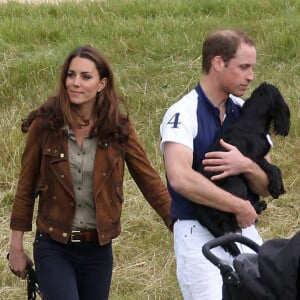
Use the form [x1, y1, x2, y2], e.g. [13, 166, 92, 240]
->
[22, 45, 129, 144]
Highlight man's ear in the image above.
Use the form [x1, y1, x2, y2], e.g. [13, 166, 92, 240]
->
[212, 56, 225, 72]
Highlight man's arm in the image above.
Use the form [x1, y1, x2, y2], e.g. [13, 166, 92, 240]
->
[163, 141, 258, 228]
[202, 139, 270, 197]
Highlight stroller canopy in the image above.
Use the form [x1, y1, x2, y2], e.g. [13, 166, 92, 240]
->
[234, 231, 300, 300]
[203, 231, 300, 300]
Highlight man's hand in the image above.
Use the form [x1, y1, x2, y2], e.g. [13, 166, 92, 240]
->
[202, 139, 250, 181]
[235, 199, 258, 228]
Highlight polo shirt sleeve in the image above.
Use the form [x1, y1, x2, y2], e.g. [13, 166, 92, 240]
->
[160, 96, 198, 153]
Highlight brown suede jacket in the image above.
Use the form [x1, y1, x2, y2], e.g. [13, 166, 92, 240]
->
[10, 119, 173, 245]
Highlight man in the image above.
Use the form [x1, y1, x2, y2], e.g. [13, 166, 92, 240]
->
[160, 29, 270, 300]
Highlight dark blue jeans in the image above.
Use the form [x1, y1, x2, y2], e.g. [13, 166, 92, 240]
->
[33, 232, 113, 300]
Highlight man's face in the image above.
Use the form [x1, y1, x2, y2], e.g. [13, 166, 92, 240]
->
[220, 43, 256, 97]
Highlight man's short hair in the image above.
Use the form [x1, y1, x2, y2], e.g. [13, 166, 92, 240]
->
[202, 29, 255, 74]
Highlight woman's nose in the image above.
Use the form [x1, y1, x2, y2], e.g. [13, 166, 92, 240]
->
[72, 76, 81, 86]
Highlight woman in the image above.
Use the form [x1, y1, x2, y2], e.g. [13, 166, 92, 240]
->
[8, 45, 173, 300]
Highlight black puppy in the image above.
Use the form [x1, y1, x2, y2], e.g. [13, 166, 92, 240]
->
[193, 82, 291, 256]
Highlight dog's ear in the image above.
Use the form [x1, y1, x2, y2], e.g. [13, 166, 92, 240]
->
[268, 84, 291, 136]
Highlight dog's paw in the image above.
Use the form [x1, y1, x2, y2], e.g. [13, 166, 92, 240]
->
[268, 168, 286, 198]
[253, 200, 267, 214]
[224, 242, 241, 257]
[269, 182, 285, 198]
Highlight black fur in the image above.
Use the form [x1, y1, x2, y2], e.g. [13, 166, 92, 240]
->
[193, 82, 291, 256]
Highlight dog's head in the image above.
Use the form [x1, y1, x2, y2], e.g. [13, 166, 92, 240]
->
[245, 82, 291, 136]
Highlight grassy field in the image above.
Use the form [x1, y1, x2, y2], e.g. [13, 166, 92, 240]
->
[0, 0, 299, 299]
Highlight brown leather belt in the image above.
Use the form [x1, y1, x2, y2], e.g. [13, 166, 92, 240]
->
[70, 229, 99, 243]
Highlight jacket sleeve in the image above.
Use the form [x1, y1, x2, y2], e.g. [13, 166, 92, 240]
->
[10, 121, 43, 231]
[124, 121, 173, 231]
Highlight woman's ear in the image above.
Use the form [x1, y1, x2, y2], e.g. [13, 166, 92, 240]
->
[98, 77, 107, 92]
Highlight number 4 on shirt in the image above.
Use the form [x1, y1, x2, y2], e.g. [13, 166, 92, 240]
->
[167, 113, 181, 128]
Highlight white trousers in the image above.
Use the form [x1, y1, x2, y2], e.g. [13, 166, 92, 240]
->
[173, 220, 263, 300]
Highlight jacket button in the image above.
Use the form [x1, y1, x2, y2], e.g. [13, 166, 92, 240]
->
[60, 153, 65, 158]
[49, 227, 53, 232]
[62, 232, 67, 237]
[60, 174, 65, 178]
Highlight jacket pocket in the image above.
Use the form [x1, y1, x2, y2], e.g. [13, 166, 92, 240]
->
[35, 184, 48, 198]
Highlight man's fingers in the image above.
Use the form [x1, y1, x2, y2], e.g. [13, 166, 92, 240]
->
[204, 152, 223, 159]
[202, 158, 223, 165]
[219, 139, 235, 150]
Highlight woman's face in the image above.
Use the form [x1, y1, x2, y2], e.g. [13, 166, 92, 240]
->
[66, 56, 107, 106]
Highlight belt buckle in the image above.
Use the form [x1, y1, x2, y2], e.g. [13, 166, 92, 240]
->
[70, 230, 81, 243]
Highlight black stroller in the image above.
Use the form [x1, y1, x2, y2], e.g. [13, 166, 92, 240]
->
[202, 231, 300, 300]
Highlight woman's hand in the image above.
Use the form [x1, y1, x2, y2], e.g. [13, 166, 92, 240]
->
[8, 230, 33, 279]
[8, 250, 33, 279]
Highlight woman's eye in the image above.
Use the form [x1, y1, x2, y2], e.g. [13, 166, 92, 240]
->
[82, 74, 92, 80]
[67, 72, 75, 78]
[67, 72, 92, 80]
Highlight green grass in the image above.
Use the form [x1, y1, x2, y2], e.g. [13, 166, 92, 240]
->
[0, 0, 300, 299]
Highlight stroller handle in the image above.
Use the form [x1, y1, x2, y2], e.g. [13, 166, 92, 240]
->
[202, 233, 260, 267]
